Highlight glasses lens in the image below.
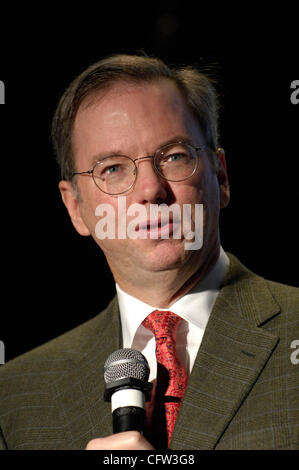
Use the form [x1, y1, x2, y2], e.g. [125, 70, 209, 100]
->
[155, 143, 198, 181]
[93, 156, 136, 195]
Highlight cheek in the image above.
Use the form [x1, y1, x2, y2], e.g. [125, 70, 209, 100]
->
[175, 172, 218, 205]
[82, 174, 119, 206]
[177, 173, 220, 232]
[78, 184, 115, 230]
[198, 171, 220, 204]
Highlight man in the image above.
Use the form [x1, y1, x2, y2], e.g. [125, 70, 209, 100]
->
[0, 54, 298, 450]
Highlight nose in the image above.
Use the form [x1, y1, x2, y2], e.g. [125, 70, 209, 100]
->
[133, 157, 168, 204]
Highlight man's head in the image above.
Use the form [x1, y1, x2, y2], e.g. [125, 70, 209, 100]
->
[52, 54, 229, 300]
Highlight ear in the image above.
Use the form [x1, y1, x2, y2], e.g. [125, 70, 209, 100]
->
[215, 148, 230, 209]
[58, 180, 91, 236]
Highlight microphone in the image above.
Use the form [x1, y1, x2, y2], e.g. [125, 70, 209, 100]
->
[103, 348, 153, 434]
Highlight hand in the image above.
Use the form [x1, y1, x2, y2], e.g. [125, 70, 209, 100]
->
[85, 431, 155, 450]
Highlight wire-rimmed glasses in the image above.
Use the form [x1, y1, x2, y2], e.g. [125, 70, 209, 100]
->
[71, 141, 206, 195]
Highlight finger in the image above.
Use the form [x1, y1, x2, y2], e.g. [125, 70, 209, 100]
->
[85, 431, 155, 450]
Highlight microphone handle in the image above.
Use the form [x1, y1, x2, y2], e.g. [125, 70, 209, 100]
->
[111, 387, 146, 434]
[113, 406, 146, 434]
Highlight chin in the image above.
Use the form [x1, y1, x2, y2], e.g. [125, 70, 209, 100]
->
[136, 239, 195, 272]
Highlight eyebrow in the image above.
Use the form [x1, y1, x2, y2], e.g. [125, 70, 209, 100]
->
[88, 135, 194, 167]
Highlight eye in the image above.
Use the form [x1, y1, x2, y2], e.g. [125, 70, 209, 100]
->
[166, 153, 185, 162]
[105, 165, 120, 175]
[99, 164, 122, 180]
[161, 152, 189, 165]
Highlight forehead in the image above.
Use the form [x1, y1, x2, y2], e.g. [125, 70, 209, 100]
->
[72, 79, 203, 163]
[79, 78, 187, 115]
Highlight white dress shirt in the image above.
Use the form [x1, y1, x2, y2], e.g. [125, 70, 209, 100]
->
[116, 247, 229, 382]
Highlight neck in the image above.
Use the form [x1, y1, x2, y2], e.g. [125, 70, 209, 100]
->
[112, 244, 220, 308]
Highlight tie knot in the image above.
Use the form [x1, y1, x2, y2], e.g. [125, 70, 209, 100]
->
[142, 310, 181, 340]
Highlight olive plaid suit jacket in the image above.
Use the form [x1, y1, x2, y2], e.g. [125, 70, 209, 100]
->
[0, 253, 298, 450]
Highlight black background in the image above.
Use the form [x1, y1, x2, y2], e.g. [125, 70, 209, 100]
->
[0, 3, 298, 362]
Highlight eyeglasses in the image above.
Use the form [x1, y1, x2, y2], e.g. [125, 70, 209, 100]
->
[71, 141, 206, 195]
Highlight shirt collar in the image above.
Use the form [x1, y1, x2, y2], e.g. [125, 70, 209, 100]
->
[116, 246, 229, 347]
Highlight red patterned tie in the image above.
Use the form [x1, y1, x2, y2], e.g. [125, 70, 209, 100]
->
[142, 310, 188, 448]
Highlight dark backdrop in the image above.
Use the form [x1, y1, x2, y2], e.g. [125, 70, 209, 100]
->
[1, 4, 298, 362]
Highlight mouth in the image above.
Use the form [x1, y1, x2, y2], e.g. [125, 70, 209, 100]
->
[136, 216, 178, 238]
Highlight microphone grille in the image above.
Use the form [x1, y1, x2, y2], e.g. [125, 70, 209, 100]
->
[104, 348, 150, 384]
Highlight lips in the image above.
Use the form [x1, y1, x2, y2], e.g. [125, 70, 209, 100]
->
[137, 217, 171, 231]
[135, 216, 180, 239]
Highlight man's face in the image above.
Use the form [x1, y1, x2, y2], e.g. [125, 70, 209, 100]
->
[60, 79, 229, 284]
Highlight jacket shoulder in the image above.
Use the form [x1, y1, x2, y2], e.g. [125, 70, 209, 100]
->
[263, 279, 299, 332]
[224, 251, 299, 328]
[265, 277, 299, 300]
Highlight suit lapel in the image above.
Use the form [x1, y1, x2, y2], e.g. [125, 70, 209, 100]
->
[170, 253, 281, 450]
[51, 296, 121, 449]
